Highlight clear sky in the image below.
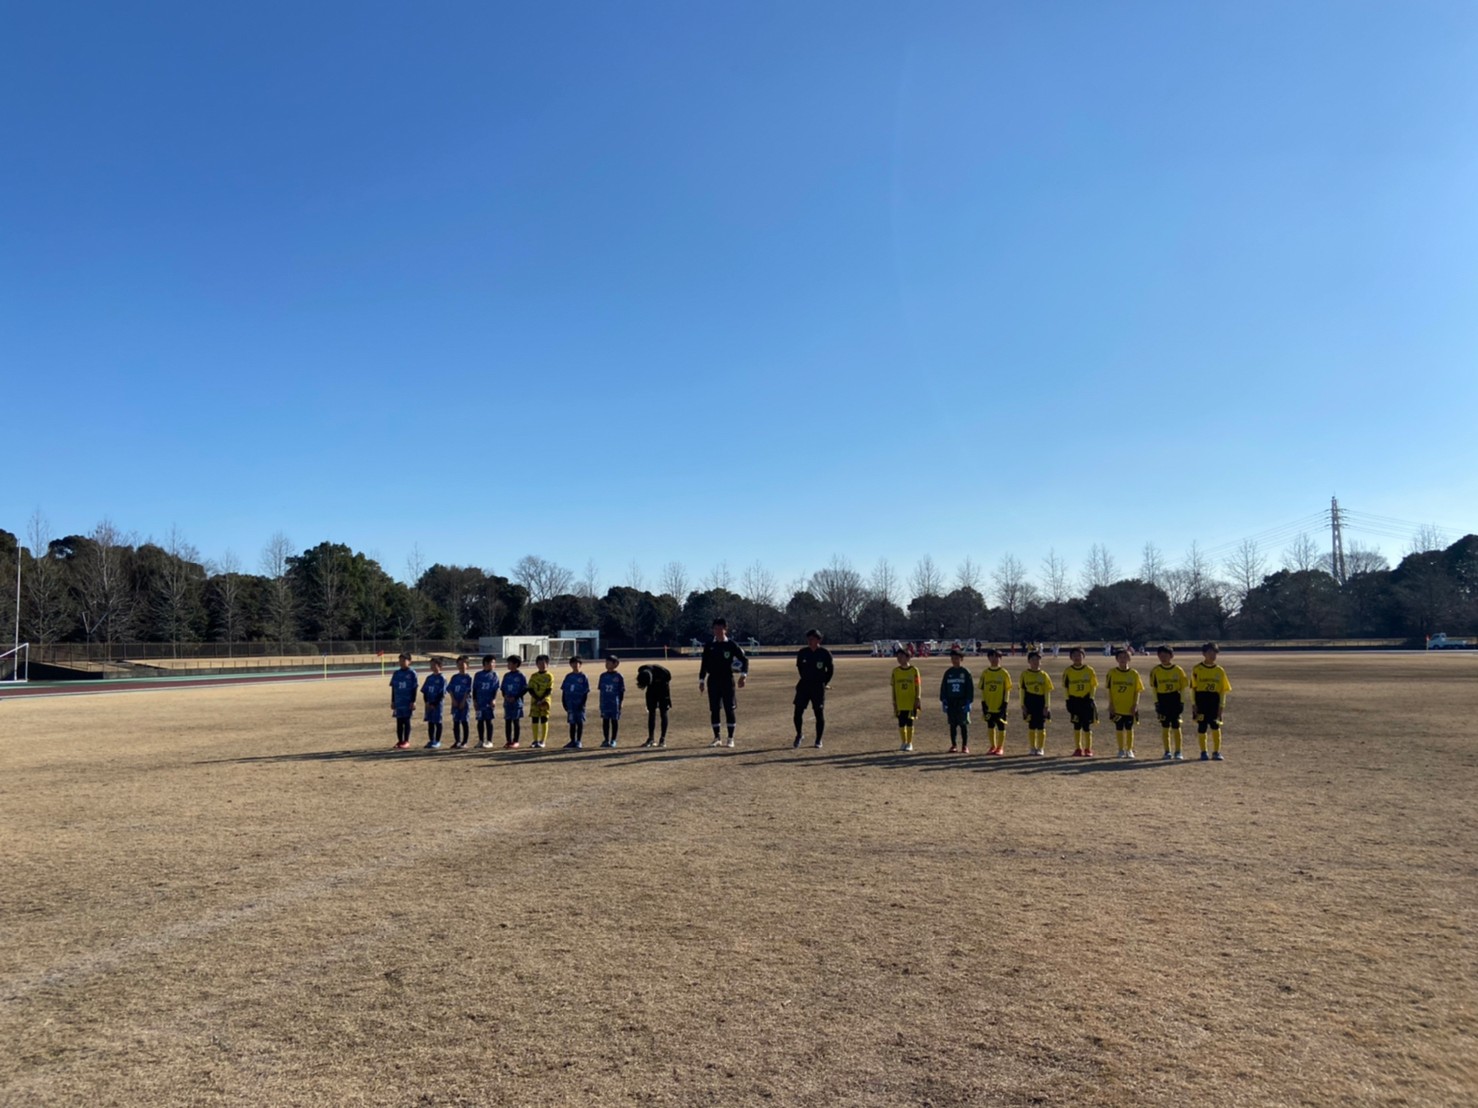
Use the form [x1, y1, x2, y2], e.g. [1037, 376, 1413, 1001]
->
[3, 1, 1475, 594]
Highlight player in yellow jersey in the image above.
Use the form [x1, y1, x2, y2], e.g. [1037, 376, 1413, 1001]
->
[977, 648, 1014, 755]
[1018, 650, 1053, 755]
[1191, 641, 1233, 761]
[1105, 647, 1145, 758]
[1062, 647, 1099, 756]
[1149, 645, 1189, 760]
[891, 647, 923, 751]
[527, 654, 555, 749]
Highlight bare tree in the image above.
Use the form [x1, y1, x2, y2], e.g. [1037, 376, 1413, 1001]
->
[404, 544, 428, 644]
[955, 555, 983, 594]
[23, 510, 68, 647]
[577, 558, 601, 600]
[512, 555, 575, 604]
[909, 555, 945, 632]
[157, 524, 204, 657]
[625, 559, 645, 591]
[1224, 539, 1267, 613]
[1408, 524, 1446, 556]
[1345, 542, 1389, 576]
[1180, 541, 1215, 598]
[703, 560, 734, 593]
[1080, 544, 1118, 593]
[1282, 532, 1322, 573]
[1040, 549, 1071, 605]
[992, 554, 1040, 642]
[739, 560, 779, 641]
[810, 555, 869, 642]
[76, 519, 136, 652]
[659, 561, 689, 602]
[260, 532, 297, 651]
[1139, 542, 1166, 589]
[869, 557, 899, 606]
[209, 550, 246, 649]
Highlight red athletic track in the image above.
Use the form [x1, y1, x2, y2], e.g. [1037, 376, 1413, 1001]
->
[0, 669, 382, 699]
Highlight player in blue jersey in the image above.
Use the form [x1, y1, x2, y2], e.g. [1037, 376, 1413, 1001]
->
[472, 654, 499, 749]
[939, 646, 975, 753]
[501, 655, 529, 748]
[598, 655, 626, 747]
[389, 652, 418, 749]
[421, 657, 447, 750]
[447, 655, 473, 749]
[561, 656, 590, 749]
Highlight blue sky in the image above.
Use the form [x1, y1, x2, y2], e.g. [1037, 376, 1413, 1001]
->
[3, 1, 1475, 595]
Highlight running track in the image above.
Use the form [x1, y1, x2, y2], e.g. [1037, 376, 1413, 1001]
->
[0, 668, 384, 699]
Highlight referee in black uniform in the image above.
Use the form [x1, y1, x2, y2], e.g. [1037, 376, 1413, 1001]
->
[698, 618, 748, 747]
[793, 629, 834, 748]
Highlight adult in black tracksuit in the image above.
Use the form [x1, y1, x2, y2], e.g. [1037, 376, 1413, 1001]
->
[637, 663, 673, 747]
[698, 618, 748, 747]
[793, 628, 834, 748]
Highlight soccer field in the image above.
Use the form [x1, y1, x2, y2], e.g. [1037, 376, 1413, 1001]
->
[1, 653, 1474, 1107]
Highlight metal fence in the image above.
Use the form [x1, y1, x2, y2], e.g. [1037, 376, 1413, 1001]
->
[34, 640, 480, 665]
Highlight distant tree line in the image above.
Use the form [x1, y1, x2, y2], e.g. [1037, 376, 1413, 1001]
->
[1, 514, 1473, 653]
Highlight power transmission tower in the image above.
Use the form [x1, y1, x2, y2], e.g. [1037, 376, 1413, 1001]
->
[1329, 496, 1347, 586]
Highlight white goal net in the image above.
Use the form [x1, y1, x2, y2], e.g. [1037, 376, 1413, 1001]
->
[0, 643, 30, 684]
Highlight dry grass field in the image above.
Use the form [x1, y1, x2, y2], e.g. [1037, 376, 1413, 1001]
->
[1, 653, 1474, 1107]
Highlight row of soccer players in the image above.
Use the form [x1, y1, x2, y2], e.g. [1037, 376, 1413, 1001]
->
[898, 642, 1233, 760]
[385, 629, 1233, 760]
[387, 653, 677, 751]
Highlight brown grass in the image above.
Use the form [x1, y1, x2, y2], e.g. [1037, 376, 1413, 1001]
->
[1, 653, 1475, 1107]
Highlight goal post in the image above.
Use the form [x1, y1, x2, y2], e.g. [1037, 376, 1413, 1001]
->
[546, 638, 578, 663]
[0, 643, 30, 684]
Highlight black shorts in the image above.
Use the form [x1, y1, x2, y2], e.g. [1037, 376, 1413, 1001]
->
[646, 689, 672, 711]
[1066, 696, 1097, 730]
[794, 686, 826, 710]
[1113, 713, 1135, 731]
[944, 704, 971, 726]
[984, 710, 1007, 730]
[1193, 691, 1223, 728]
[897, 711, 917, 727]
[1022, 693, 1048, 729]
[1155, 693, 1183, 727]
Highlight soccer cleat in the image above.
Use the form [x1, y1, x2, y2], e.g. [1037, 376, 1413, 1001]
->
[793, 736, 803, 748]
[1071, 749, 1083, 757]
[1173, 751, 1185, 761]
[903, 742, 913, 751]
[643, 739, 656, 748]
[1200, 751, 1210, 761]
[1162, 750, 1174, 761]
[657, 739, 666, 747]
[1125, 750, 1136, 759]
[709, 737, 725, 747]
[813, 739, 823, 748]
[479, 740, 494, 749]
[1082, 749, 1094, 757]
[1211, 751, 1224, 761]
[960, 745, 970, 754]
[394, 740, 410, 750]
[425, 740, 441, 750]
[504, 740, 519, 749]
[725, 737, 735, 748]
[948, 745, 958, 754]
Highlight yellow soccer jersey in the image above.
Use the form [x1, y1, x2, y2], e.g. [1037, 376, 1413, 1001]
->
[1191, 662, 1232, 695]
[527, 671, 554, 717]
[1106, 667, 1145, 715]
[1018, 669, 1054, 699]
[1149, 663, 1188, 695]
[1062, 663, 1098, 699]
[978, 666, 1014, 712]
[891, 665, 922, 712]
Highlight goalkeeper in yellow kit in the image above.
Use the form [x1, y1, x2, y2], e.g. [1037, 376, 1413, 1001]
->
[891, 647, 923, 751]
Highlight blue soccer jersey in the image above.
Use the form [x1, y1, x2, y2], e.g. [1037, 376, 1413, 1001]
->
[447, 672, 472, 721]
[472, 669, 499, 720]
[561, 671, 590, 722]
[389, 667, 419, 717]
[502, 670, 528, 720]
[421, 672, 447, 722]
[598, 671, 625, 719]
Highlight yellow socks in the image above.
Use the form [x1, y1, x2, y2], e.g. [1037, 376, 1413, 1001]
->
[1199, 733, 1209, 753]
[1162, 727, 1172, 753]
[1125, 728, 1134, 753]
[1211, 729, 1222, 753]
[1172, 728, 1182, 754]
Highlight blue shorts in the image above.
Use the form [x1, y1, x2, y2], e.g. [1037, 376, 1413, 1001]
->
[504, 700, 525, 721]
[423, 705, 443, 723]
[476, 705, 495, 722]
[451, 705, 470, 722]
[566, 708, 586, 725]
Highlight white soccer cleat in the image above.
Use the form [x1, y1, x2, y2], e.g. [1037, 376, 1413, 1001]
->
[725, 737, 735, 748]
[709, 737, 725, 747]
